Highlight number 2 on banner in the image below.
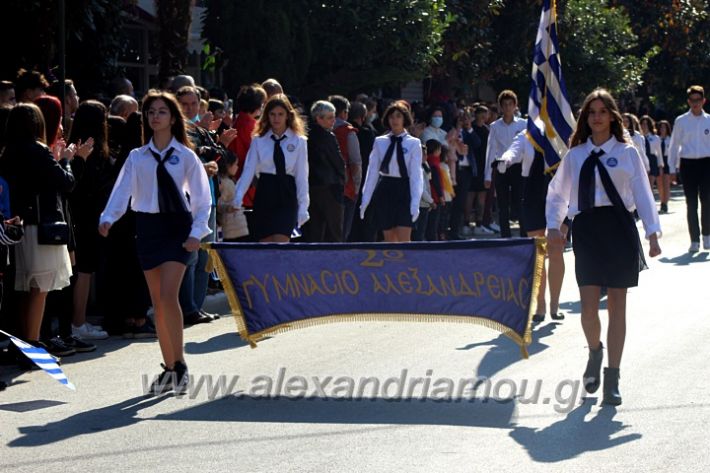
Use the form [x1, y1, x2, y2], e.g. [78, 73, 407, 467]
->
[360, 249, 405, 267]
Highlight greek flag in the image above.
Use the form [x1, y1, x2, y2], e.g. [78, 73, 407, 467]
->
[0, 330, 76, 390]
[527, 0, 576, 172]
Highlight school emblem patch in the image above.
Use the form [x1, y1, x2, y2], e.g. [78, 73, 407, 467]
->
[168, 155, 180, 165]
[286, 143, 296, 152]
[704, 129, 709, 135]
[606, 157, 618, 167]
[402, 147, 409, 154]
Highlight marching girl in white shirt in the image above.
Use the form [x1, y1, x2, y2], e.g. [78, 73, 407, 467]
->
[640, 115, 665, 206]
[623, 113, 651, 173]
[234, 94, 309, 242]
[99, 90, 212, 394]
[360, 102, 424, 242]
[546, 88, 661, 406]
[657, 120, 673, 214]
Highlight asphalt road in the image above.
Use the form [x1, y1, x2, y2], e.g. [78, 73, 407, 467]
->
[1, 188, 709, 472]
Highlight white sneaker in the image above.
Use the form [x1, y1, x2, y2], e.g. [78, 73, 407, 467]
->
[474, 225, 494, 235]
[72, 323, 109, 340]
[85, 321, 105, 332]
[689, 241, 700, 253]
[703, 235, 710, 250]
[486, 222, 501, 233]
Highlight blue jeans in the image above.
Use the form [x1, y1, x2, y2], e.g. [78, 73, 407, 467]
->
[179, 206, 216, 315]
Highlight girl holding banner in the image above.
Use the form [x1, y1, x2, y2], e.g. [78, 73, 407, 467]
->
[360, 102, 424, 242]
[99, 91, 212, 394]
[233, 94, 309, 242]
[546, 88, 661, 406]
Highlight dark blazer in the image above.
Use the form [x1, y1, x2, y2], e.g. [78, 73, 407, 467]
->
[307, 123, 345, 187]
[0, 141, 76, 225]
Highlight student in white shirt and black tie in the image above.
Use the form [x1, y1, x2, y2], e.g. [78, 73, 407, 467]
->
[99, 90, 213, 395]
[233, 94, 309, 242]
[546, 88, 662, 406]
[668, 85, 710, 252]
[657, 120, 673, 213]
[360, 102, 424, 242]
[640, 115, 665, 205]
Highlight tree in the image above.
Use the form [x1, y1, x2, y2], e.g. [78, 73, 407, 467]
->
[556, 0, 653, 106]
[203, 0, 450, 100]
[155, 0, 193, 83]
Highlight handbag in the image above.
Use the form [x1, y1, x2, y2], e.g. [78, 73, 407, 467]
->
[35, 195, 70, 245]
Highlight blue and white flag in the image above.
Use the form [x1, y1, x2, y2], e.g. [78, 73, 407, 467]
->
[527, 0, 576, 172]
[0, 329, 76, 390]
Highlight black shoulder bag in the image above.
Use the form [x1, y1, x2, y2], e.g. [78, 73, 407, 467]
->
[35, 195, 70, 245]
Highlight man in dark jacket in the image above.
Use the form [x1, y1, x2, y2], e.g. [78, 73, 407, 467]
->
[303, 100, 346, 242]
[348, 101, 377, 242]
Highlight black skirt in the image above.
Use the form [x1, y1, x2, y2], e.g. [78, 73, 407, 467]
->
[371, 176, 412, 230]
[135, 211, 193, 270]
[521, 172, 551, 232]
[253, 173, 298, 240]
[572, 206, 641, 288]
[649, 154, 660, 177]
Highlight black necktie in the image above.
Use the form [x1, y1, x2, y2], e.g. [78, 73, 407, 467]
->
[271, 134, 287, 176]
[149, 146, 188, 213]
[644, 135, 653, 160]
[661, 138, 666, 158]
[578, 149, 605, 212]
[380, 135, 408, 177]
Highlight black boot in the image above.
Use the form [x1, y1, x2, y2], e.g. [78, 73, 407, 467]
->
[603, 367, 622, 405]
[583, 342, 603, 393]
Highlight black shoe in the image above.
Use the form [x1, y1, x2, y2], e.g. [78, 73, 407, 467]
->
[0, 380, 6, 391]
[184, 311, 213, 327]
[42, 336, 76, 357]
[62, 335, 96, 353]
[173, 360, 189, 395]
[603, 367, 622, 405]
[532, 314, 545, 323]
[148, 364, 175, 395]
[583, 342, 604, 393]
[550, 312, 565, 320]
[200, 309, 220, 320]
[660, 203, 668, 214]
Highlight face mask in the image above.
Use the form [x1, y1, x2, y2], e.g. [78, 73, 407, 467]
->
[190, 115, 200, 124]
[431, 117, 443, 128]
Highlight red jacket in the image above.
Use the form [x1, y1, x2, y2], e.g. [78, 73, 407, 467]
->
[228, 112, 257, 207]
[333, 123, 358, 201]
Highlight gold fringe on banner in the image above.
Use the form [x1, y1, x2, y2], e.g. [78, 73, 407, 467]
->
[207, 239, 547, 358]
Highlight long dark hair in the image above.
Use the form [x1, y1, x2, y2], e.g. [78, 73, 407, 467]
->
[141, 90, 193, 149]
[4, 103, 46, 146]
[69, 100, 109, 160]
[256, 94, 305, 137]
[570, 88, 626, 148]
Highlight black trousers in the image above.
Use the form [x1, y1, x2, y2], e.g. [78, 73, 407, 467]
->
[680, 157, 710, 241]
[450, 167, 473, 238]
[494, 163, 523, 238]
[302, 184, 344, 242]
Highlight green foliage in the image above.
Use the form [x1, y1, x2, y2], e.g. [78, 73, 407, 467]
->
[203, 0, 450, 100]
[557, 0, 654, 105]
[155, 0, 193, 82]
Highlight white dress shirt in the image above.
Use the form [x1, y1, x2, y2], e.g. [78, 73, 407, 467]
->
[233, 128, 310, 227]
[360, 131, 424, 222]
[546, 137, 661, 238]
[500, 131, 536, 177]
[668, 110, 710, 173]
[643, 133, 664, 169]
[420, 126, 448, 147]
[485, 117, 526, 181]
[100, 137, 212, 240]
[628, 132, 650, 172]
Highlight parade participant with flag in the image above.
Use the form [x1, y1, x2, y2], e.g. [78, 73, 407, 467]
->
[99, 90, 212, 395]
[546, 88, 662, 406]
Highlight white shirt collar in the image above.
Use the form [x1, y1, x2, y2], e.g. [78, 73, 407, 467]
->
[147, 137, 181, 156]
[269, 128, 294, 140]
[585, 136, 619, 154]
[388, 130, 408, 138]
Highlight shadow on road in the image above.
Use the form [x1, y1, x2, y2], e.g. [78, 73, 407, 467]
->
[658, 251, 709, 266]
[7, 395, 171, 447]
[185, 331, 248, 355]
[154, 394, 517, 429]
[457, 323, 560, 381]
[509, 398, 642, 462]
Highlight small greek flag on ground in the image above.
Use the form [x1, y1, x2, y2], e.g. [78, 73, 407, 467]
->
[527, 0, 576, 172]
[0, 330, 76, 390]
